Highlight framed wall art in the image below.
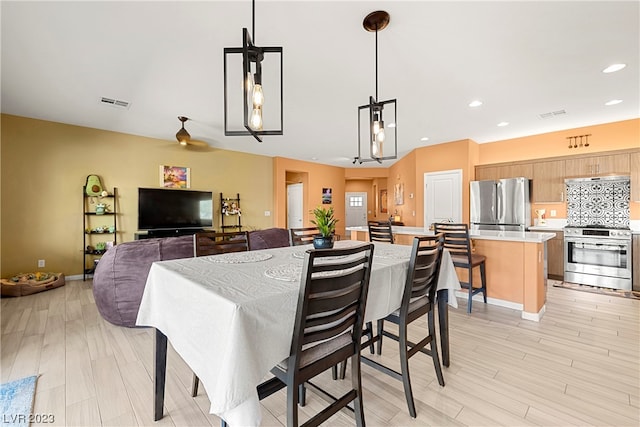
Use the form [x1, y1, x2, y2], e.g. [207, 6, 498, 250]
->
[160, 165, 190, 189]
[380, 189, 388, 213]
[394, 183, 404, 205]
[322, 188, 332, 204]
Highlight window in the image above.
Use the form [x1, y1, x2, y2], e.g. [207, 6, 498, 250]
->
[349, 196, 363, 207]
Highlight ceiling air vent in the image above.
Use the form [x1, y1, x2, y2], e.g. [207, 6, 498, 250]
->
[538, 109, 566, 119]
[100, 97, 130, 109]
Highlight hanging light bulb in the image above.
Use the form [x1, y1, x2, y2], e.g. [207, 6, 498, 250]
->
[252, 80, 264, 107]
[375, 121, 385, 142]
[250, 107, 263, 130]
[371, 110, 385, 157]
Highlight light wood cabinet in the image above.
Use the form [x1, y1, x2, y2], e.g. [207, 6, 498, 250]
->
[475, 163, 533, 181]
[475, 166, 499, 181]
[499, 163, 533, 180]
[631, 152, 640, 202]
[546, 232, 564, 281]
[533, 160, 565, 203]
[565, 153, 630, 177]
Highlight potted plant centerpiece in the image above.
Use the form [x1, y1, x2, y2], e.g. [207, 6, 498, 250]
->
[311, 206, 338, 249]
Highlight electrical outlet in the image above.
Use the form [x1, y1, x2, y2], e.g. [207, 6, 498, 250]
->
[38, 259, 45, 268]
[264, 211, 271, 216]
[550, 210, 557, 217]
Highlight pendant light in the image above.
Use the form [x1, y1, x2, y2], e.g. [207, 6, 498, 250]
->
[354, 10, 397, 164]
[224, 0, 283, 142]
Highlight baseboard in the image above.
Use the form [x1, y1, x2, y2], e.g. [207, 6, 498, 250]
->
[65, 274, 85, 281]
[454, 290, 544, 321]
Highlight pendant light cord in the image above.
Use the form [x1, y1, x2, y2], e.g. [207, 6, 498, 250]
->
[252, 0, 256, 41]
[375, 24, 378, 101]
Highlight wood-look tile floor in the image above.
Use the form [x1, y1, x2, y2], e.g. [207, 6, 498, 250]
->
[1, 279, 638, 426]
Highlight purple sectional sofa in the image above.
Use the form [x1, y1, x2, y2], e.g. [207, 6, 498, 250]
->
[93, 228, 291, 327]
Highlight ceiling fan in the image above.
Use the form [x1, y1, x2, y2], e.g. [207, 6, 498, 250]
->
[176, 116, 208, 147]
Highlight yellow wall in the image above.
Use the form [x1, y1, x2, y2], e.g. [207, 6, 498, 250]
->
[1, 114, 274, 277]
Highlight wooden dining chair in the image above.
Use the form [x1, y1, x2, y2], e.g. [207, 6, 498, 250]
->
[433, 223, 486, 313]
[289, 226, 318, 246]
[193, 230, 250, 256]
[367, 220, 394, 243]
[364, 235, 445, 418]
[191, 230, 250, 396]
[254, 243, 375, 427]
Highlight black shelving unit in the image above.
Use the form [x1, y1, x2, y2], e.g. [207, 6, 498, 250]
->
[83, 187, 117, 280]
[220, 193, 242, 231]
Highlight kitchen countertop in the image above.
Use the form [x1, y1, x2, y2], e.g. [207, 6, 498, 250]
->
[528, 226, 565, 232]
[346, 226, 556, 243]
[530, 222, 640, 235]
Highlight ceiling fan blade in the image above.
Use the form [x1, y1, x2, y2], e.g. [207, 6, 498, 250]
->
[187, 139, 208, 147]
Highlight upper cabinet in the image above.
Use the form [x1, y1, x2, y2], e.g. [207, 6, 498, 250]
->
[475, 163, 533, 181]
[532, 159, 565, 203]
[631, 151, 640, 202]
[474, 166, 499, 181]
[565, 153, 630, 177]
[476, 149, 638, 204]
[498, 163, 533, 180]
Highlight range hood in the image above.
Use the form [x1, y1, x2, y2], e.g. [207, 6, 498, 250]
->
[564, 175, 630, 184]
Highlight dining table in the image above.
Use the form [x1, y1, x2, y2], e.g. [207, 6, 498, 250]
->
[136, 240, 461, 426]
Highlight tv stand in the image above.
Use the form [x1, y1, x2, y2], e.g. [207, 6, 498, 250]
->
[135, 229, 210, 240]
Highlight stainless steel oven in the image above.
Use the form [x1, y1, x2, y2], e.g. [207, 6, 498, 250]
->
[564, 227, 632, 290]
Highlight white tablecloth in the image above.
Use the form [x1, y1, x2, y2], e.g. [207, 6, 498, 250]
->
[136, 240, 460, 426]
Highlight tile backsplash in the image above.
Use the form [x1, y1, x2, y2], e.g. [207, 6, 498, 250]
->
[566, 178, 630, 228]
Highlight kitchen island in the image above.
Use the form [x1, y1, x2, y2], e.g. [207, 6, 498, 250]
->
[347, 226, 556, 321]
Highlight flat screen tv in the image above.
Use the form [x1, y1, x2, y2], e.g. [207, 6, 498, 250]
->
[138, 188, 213, 232]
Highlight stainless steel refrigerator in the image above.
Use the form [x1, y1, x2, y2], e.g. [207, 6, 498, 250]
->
[470, 177, 531, 231]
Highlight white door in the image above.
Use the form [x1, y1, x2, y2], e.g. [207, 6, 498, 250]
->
[345, 192, 368, 227]
[424, 170, 463, 227]
[287, 183, 303, 228]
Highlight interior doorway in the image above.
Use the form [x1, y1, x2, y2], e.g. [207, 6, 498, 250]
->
[345, 192, 368, 227]
[287, 183, 303, 229]
[424, 170, 462, 227]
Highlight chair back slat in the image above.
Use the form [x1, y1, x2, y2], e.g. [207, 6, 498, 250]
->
[193, 231, 250, 256]
[289, 227, 318, 246]
[368, 220, 394, 243]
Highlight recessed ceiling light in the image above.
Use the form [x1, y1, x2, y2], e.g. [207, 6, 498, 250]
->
[420, 137, 429, 141]
[497, 122, 509, 127]
[602, 63, 626, 73]
[605, 99, 623, 106]
[468, 100, 483, 107]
